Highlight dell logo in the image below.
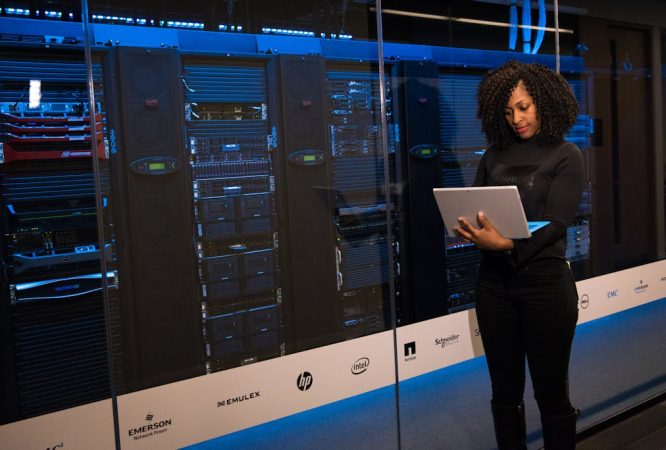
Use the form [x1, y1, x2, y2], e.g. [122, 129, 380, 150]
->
[297, 371, 313, 391]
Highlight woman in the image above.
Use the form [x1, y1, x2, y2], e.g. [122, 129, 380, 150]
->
[454, 60, 584, 450]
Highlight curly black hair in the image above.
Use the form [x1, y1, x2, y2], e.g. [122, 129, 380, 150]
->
[477, 60, 579, 149]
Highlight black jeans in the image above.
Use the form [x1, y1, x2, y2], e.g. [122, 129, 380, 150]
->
[475, 257, 578, 416]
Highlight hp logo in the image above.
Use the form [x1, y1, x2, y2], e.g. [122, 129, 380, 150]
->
[297, 371, 313, 391]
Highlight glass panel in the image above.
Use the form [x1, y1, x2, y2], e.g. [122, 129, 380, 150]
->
[563, 0, 666, 436]
[382, 2, 590, 448]
[86, 0, 400, 448]
[575, 13, 657, 277]
[378, 1, 665, 449]
[0, 4, 116, 449]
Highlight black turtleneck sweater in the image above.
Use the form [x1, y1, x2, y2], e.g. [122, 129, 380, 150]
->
[473, 138, 584, 268]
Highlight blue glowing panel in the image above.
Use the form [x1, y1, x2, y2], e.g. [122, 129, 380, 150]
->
[522, 0, 532, 53]
[509, 2, 518, 50]
[532, 0, 546, 54]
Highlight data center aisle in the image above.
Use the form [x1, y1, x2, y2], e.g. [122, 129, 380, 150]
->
[187, 297, 666, 450]
[577, 399, 666, 450]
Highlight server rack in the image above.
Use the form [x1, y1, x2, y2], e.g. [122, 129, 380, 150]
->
[0, 16, 596, 414]
[0, 51, 113, 422]
[103, 47, 205, 391]
[268, 54, 340, 352]
[182, 58, 283, 371]
[326, 64, 396, 337]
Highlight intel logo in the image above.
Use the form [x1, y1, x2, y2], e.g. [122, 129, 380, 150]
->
[351, 357, 370, 375]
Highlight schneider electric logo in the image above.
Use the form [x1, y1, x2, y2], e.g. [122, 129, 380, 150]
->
[127, 412, 172, 441]
[435, 334, 460, 349]
[297, 371, 313, 391]
[217, 391, 261, 407]
[351, 357, 370, 375]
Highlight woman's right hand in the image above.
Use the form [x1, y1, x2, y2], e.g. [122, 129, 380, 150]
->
[454, 212, 515, 252]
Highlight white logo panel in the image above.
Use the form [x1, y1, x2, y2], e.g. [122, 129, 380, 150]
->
[0, 399, 114, 450]
[116, 330, 396, 449]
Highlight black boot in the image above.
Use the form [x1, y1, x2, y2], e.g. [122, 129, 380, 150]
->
[491, 401, 527, 450]
[541, 408, 580, 450]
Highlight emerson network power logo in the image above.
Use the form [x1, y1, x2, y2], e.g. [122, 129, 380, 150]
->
[127, 412, 172, 441]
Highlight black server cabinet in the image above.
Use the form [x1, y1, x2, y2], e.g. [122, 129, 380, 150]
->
[182, 58, 283, 371]
[268, 55, 339, 352]
[0, 52, 112, 422]
[393, 61, 447, 323]
[103, 47, 204, 390]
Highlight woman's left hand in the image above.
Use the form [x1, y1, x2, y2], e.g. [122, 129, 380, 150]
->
[453, 212, 515, 252]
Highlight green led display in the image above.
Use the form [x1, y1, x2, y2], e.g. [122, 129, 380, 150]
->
[149, 162, 166, 170]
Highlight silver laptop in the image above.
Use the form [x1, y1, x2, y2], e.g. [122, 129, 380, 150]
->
[433, 186, 549, 239]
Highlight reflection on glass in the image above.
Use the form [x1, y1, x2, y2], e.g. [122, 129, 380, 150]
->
[325, 66, 395, 340]
[575, 19, 658, 274]
[79, 0, 395, 393]
[0, 38, 112, 423]
[0, 1, 663, 448]
[379, 0, 576, 53]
